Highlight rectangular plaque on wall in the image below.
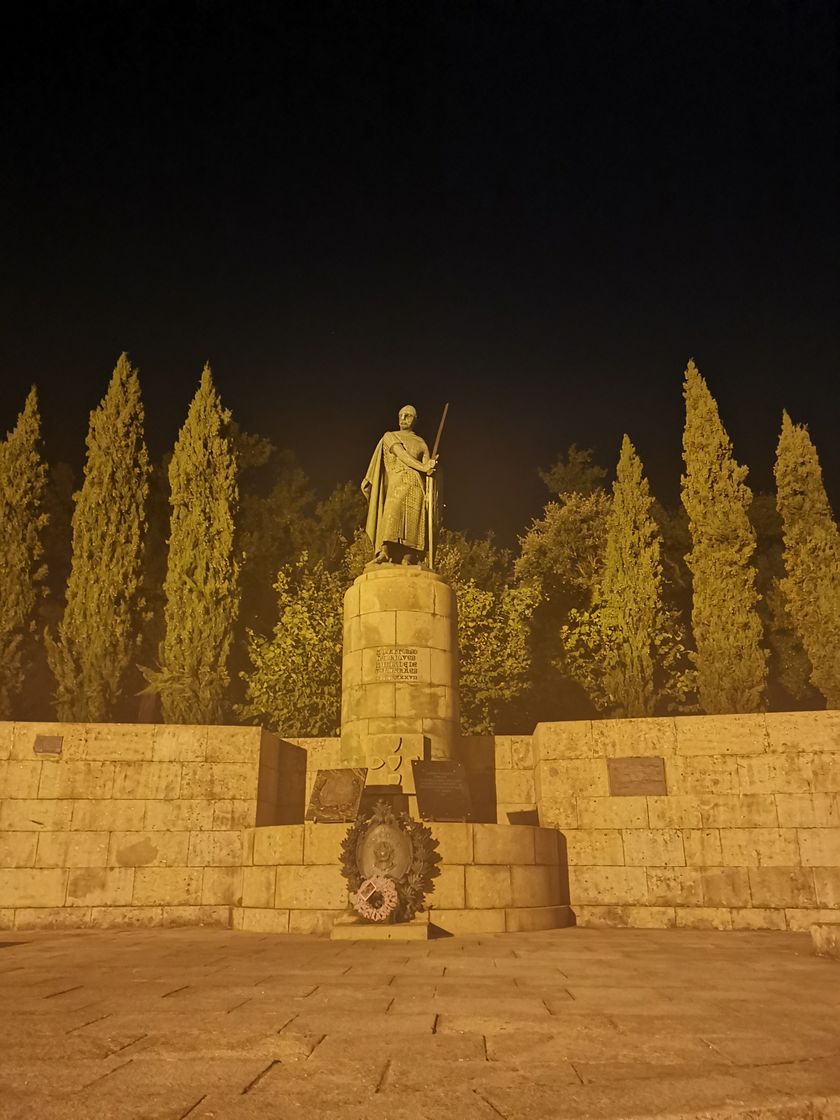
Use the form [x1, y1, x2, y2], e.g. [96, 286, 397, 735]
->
[607, 756, 667, 797]
[412, 759, 472, 821]
[374, 646, 419, 682]
[33, 735, 63, 756]
[306, 768, 367, 822]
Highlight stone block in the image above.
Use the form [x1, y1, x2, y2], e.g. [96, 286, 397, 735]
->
[236, 906, 291, 933]
[748, 866, 817, 908]
[698, 795, 779, 828]
[0, 867, 67, 907]
[152, 725, 207, 761]
[674, 714, 768, 756]
[674, 907, 734, 930]
[776, 793, 840, 828]
[504, 904, 574, 932]
[495, 769, 535, 806]
[394, 682, 448, 719]
[0, 760, 42, 798]
[729, 907, 787, 930]
[11, 722, 85, 760]
[16, 907, 92, 929]
[420, 717, 458, 747]
[38, 760, 115, 799]
[473, 823, 535, 865]
[568, 865, 648, 906]
[160, 905, 229, 927]
[534, 721, 597, 761]
[0, 832, 37, 868]
[798, 828, 840, 866]
[144, 799, 216, 831]
[289, 909, 343, 936]
[112, 762, 181, 800]
[432, 822, 473, 864]
[187, 830, 243, 866]
[465, 864, 513, 908]
[253, 825, 304, 865]
[622, 829, 685, 867]
[489, 736, 513, 769]
[180, 763, 257, 801]
[0, 799, 73, 831]
[719, 828, 798, 867]
[812, 867, 840, 908]
[359, 611, 398, 647]
[433, 579, 456, 617]
[214, 800, 256, 829]
[203, 726, 259, 764]
[681, 828, 723, 866]
[429, 648, 455, 689]
[108, 831, 190, 867]
[0, 909, 13, 929]
[66, 867, 134, 906]
[35, 831, 109, 867]
[0, 722, 12, 760]
[132, 866, 203, 906]
[646, 796, 702, 828]
[510, 737, 534, 770]
[432, 907, 507, 934]
[810, 754, 840, 792]
[667, 756, 739, 796]
[241, 866, 277, 908]
[576, 796, 647, 829]
[700, 867, 751, 907]
[564, 829, 623, 866]
[275, 864, 348, 909]
[784, 908, 839, 932]
[574, 904, 676, 929]
[90, 905, 164, 928]
[533, 828, 559, 865]
[765, 710, 840, 753]
[427, 864, 465, 909]
[538, 758, 610, 797]
[646, 866, 704, 906]
[82, 724, 155, 761]
[71, 799, 146, 831]
[343, 579, 361, 618]
[510, 864, 561, 907]
[736, 754, 813, 795]
[358, 575, 435, 615]
[592, 717, 678, 758]
[201, 866, 242, 906]
[811, 921, 840, 959]
[303, 823, 349, 865]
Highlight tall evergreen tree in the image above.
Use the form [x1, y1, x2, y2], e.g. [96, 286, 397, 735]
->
[681, 359, 767, 712]
[143, 365, 239, 723]
[46, 355, 150, 720]
[561, 436, 691, 716]
[0, 389, 48, 717]
[774, 411, 840, 707]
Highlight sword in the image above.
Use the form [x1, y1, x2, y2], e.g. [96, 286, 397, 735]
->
[427, 402, 449, 570]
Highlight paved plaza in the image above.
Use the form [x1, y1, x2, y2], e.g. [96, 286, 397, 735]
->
[1, 925, 838, 1120]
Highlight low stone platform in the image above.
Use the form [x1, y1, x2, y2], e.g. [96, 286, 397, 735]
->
[1, 926, 838, 1120]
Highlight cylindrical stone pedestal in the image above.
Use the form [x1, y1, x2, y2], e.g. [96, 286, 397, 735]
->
[341, 566, 458, 789]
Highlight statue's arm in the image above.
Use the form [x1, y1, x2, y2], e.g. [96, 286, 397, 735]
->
[390, 438, 437, 475]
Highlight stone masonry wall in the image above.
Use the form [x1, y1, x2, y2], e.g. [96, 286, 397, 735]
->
[0, 722, 301, 931]
[535, 711, 840, 931]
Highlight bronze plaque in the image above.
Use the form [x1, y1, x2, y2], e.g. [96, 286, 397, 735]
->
[373, 646, 420, 682]
[359, 784, 409, 819]
[607, 756, 667, 797]
[306, 768, 367, 822]
[412, 759, 472, 821]
[356, 820, 413, 880]
[33, 735, 63, 756]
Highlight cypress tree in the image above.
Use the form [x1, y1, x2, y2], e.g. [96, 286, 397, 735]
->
[562, 436, 691, 716]
[0, 389, 48, 717]
[774, 411, 840, 707]
[680, 359, 767, 712]
[45, 355, 150, 720]
[143, 365, 239, 723]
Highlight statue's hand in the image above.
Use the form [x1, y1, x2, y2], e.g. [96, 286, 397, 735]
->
[426, 456, 439, 475]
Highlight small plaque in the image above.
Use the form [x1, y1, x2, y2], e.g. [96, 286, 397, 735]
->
[374, 646, 419, 682]
[306, 768, 367, 823]
[412, 759, 472, 822]
[607, 756, 667, 797]
[33, 735, 63, 756]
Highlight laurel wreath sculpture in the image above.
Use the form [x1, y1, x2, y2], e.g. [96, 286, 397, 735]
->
[340, 799, 441, 923]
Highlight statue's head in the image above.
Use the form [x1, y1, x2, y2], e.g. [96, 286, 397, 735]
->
[398, 405, 417, 430]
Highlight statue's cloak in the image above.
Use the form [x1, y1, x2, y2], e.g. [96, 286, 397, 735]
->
[362, 436, 387, 552]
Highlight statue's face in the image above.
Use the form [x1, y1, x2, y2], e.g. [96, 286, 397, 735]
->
[398, 408, 416, 431]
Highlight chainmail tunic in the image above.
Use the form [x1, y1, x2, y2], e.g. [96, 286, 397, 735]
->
[380, 431, 426, 550]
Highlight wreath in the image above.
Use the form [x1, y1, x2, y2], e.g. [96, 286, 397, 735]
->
[352, 875, 399, 921]
[340, 799, 441, 923]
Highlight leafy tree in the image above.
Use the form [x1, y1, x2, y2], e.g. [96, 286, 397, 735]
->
[680, 359, 767, 712]
[45, 356, 150, 720]
[240, 555, 344, 735]
[0, 389, 48, 717]
[561, 436, 693, 716]
[143, 365, 239, 723]
[539, 444, 608, 497]
[774, 411, 840, 707]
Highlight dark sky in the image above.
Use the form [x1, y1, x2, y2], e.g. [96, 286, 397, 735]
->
[3, 1, 838, 543]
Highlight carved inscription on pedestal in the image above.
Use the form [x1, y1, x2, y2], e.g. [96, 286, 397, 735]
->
[374, 646, 419, 683]
[607, 756, 667, 797]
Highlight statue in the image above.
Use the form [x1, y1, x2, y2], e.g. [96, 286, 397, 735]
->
[362, 405, 439, 565]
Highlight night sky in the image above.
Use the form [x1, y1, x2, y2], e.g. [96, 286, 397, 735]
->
[4, 1, 838, 544]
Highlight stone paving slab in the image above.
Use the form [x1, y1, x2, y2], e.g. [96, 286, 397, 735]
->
[0, 927, 838, 1119]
